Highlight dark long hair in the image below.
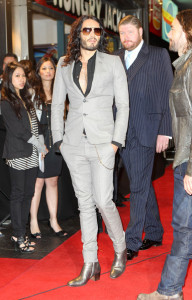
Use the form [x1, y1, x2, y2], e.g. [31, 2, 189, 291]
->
[19, 59, 36, 87]
[34, 56, 56, 108]
[177, 9, 192, 50]
[64, 15, 108, 66]
[1, 62, 33, 119]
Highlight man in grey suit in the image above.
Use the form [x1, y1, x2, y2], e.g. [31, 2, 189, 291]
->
[51, 15, 129, 287]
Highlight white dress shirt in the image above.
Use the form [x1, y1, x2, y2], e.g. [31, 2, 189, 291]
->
[124, 40, 144, 68]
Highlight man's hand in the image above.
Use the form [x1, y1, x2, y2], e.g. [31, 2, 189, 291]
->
[111, 144, 118, 153]
[184, 175, 192, 195]
[156, 135, 169, 153]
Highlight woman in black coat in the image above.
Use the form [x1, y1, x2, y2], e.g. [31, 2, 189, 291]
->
[1, 62, 46, 253]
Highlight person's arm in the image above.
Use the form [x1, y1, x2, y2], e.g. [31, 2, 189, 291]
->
[157, 49, 173, 135]
[184, 63, 192, 194]
[112, 56, 129, 147]
[51, 57, 66, 146]
[186, 62, 192, 173]
[27, 134, 47, 155]
[155, 49, 173, 153]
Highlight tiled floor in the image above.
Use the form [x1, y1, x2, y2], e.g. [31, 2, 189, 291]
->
[0, 215, 80, 260]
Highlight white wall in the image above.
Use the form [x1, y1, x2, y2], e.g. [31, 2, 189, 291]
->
[32, 16, 57, 45]
[32, 14, 71, 45]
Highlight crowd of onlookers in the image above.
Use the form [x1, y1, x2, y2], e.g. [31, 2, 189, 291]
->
[0, 53, 67, 252]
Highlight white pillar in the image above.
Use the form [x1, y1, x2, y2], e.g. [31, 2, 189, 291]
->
[12, 0, 30, 60]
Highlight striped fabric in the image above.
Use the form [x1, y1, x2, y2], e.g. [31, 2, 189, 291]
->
[6, 108, 39, 170]
[114, 43, 173, 250]
[115, 44, 173, 148]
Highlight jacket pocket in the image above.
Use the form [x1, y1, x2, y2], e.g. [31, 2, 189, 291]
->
[170, 89, 190, 117]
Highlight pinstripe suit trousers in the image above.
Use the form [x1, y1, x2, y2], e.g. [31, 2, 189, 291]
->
[61, 135, 126, 263]
[121, 128, 164, 251]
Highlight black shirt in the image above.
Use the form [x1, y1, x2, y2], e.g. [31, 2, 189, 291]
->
[73, 52, 96, 97]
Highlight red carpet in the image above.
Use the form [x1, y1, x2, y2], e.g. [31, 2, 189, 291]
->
[0, 165, 192, 300]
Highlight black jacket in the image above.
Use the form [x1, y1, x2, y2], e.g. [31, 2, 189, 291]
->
[1, 100, 34, 159]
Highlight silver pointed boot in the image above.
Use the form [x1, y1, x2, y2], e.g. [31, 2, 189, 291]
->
[110, 248, 127, 279]
[67, 262, 101, 287]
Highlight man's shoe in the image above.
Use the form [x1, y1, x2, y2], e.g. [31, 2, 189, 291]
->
[127, 249, 138, 260]
[139, 239, 162, 250]
[137, 290, 183, 300]
[67, 262, 101, 287]
[110, 248, 127, 279]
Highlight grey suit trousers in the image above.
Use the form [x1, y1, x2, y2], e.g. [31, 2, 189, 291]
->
[61, 135, 126, 263]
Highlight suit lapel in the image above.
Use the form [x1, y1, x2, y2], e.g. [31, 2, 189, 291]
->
[88, 51, 102, 96]
[119, 50, 127, 71]
[127, 43, 149, 83]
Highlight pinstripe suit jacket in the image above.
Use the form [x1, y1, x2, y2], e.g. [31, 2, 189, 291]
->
[115, 43, 173, 148]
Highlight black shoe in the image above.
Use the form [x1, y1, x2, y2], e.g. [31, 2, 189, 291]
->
[25, 236, 36, 247]
[127, 249, 138, 260]
[11, 236, 35, 253]
[48, 221, 68, 237]
[31, 232, 41, 239]
[139, 239, 162, 250]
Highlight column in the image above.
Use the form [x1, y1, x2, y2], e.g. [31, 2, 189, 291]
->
[11, 0, 33, 60]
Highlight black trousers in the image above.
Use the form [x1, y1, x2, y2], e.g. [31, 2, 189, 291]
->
[9, 166, 38, 237]
[121, 129, 164, 251]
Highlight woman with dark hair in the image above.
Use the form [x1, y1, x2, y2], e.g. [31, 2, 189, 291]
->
[1, 62, 46, 252]
[19, 59, 37, 88]
[30, 56, 66, 238]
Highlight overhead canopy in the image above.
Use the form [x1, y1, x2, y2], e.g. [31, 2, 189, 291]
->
[108, 0, 145, 10]
[112, 0, 192, 10]
[173, 0, 192, 9]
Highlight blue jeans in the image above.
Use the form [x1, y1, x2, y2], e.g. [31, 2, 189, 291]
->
[157, 162, 192, 296]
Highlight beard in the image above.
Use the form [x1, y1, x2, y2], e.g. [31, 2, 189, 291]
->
[169, 39, 177, 52]
[122, 38, 142, 51]
[80, 38, 100, 51]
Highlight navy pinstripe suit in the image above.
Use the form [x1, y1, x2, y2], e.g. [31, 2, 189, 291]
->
[115, 43, 173, 251]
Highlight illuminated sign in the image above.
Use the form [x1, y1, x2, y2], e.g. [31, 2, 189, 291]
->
[149, 0, 162, 37]
[162, 0, 178, 42]
[33, 0, 126, 33]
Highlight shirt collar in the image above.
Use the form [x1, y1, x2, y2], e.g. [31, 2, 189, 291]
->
[76, 51, 97, 65]
[173, 48, 192, 70]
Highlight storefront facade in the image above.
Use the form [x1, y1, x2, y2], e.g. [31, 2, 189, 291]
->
[0, 0, 147, 67]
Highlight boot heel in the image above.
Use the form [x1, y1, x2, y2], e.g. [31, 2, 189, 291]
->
[91, 272, 100, 281]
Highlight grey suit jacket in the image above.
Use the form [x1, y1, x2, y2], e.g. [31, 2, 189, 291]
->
[51, 51, 129, 147]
